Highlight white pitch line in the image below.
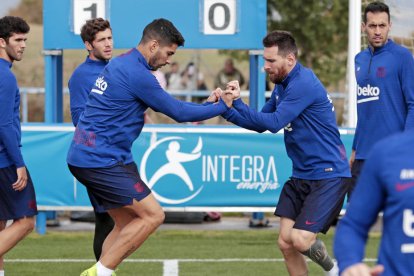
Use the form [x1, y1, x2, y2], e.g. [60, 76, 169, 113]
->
[5, 258, 378, 263]
[163, 260, 179, 276]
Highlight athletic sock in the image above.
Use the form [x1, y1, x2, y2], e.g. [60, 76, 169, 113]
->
[96, 261, 114, 276]
[300, 239, 334, 271]
[0, 270, 4, 276]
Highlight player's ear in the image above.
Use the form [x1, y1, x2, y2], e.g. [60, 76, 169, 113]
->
[150, 40, 159, 53]
[361, 22, 366, 33]
[0, 37, 6, 48]
[286, 53, 295, 66]
[85, 41, 93, 51]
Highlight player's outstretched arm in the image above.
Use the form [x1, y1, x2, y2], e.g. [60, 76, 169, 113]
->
[228, 80, 313, 133]
[334, 143, 386, 275]
[136, 74, 230, 123]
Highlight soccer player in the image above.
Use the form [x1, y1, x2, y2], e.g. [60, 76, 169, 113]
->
[67, 18, 233, 276]
[0, 16, 37, 275]
[349, 1, 414, 197]
[68, 18, 115, 261]
[221, 30, 350, 275]
[334, 129, 414, 275]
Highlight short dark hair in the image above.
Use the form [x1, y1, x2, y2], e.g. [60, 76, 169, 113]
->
[263, 30, 298, 58]
[80, 18, 111, 44]
[364, 2, 390, 23]
[140, 18, 185, 47]
[0, 16, 30, 42]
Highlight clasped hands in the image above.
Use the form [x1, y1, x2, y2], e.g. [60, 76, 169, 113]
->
[207, 80, 241, 107]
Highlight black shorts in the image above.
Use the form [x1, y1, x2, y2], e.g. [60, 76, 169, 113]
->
[68, 162, 152, 212]
[347, 159, 365, 200]
[274, 177, 349, 234]
[0, 165, 38, 220]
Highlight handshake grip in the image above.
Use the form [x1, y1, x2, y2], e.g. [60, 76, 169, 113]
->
[225, 80, 241, 99]
[206, 80, 240, 107]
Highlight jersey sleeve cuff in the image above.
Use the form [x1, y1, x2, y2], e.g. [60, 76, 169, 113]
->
[232, 98, 244, 109]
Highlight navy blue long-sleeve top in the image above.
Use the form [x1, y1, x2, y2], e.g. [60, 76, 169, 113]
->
[353, 40, 414, 159]
[68, 56, 108, 126]
[67, 48, 228, 168]
[335, 130, 414, 275]
[223, 62, 350, 180]
[0, 58, 25, 168]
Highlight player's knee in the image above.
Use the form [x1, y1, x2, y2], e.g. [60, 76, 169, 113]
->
[15, 217, 35, 235]
[155, 210, 165, 226]
[291, 230, 316, 252]
[277, 235, 294, 252]
[146, 209, 165, 229]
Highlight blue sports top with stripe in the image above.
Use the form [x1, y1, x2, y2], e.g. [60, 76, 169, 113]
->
[223, 62, 350, 180]
[0, 58, 24, 168]
[335, 130, 414, 275]
[353, 40, 414, 159]
[67, 48, 228, 168]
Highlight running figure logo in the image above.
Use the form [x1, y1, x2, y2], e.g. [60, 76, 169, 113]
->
[140, 136, 204, 204]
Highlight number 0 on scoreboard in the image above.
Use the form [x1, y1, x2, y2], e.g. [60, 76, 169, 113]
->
[203, 0, 237, 35]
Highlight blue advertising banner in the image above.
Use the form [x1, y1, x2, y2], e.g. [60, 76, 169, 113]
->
[22, 125, 354, 211]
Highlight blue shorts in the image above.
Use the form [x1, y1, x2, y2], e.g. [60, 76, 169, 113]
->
[0, 165, 38, 220]
[274, 177, 349, 234]
[68, 162, 152, 212]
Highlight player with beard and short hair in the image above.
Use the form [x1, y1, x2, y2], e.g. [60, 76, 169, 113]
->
[219, 30, 350, 275]
[348, 1, 414, 199]
[67, 18, 233, 276]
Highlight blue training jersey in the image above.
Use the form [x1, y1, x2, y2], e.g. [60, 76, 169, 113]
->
[353, 40, 414, 160]
[0, 58, 25, 168]
[334, 130, 414, 275]
[68, 56, 108, 126]
[67, 48, 228, 168]
[223, 62, 350, 180]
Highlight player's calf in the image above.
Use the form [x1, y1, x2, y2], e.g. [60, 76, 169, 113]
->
[300, 239, 334, 271]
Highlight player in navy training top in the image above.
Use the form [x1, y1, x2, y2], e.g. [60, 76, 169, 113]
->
[349, 2, 414, 198]
[68, 18, 114, 262]
[334, 130, 414, 276]
[69, 19, 233, 276]
[221, 31, 350, 275]
[0, 16, 37, 275]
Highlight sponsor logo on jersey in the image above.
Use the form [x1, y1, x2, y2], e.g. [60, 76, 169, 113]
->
[357, 84, 380, 103]
[327, 94, 334, 111]
[400, 169, 414, 180]
[284, 123, 293, 132]
[91, 76, 108, 95]
[402, 209, 414, 252]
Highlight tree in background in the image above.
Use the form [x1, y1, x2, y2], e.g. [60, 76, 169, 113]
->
[268, 0, 348, 89]
[9, 0, 42, 24]
[222, 0, 349, 91]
